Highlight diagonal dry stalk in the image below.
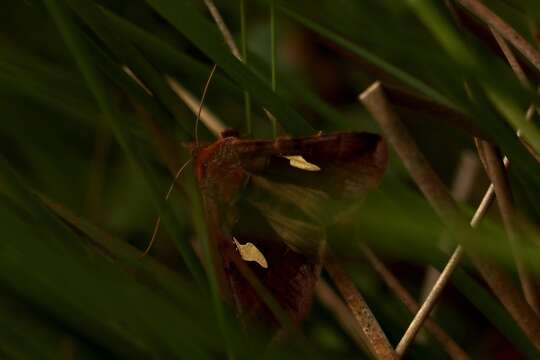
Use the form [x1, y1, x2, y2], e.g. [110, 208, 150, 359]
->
[362, 73, 470, 358]
[445, 0, 540, 160]
[450, 0, 540, 161]
[480, 6, 540, 160]
[316, 280, 368, 351]
[419, 152, 479, 304]
[476, 140, 540, 313]
[465, 4, 540, 313]
[446, 0, 540, 116]
[325, 254, 398, 360]
[488, 24, 540, 157]
[202, 0, 242, 59]
[166, 76, 225, 136]
[123, 65, 226, 136]
[361, 245, 470, 360]
[454, 0, 540, 73]
[446, 0, 540, 126]
[360, 82, 540, 356]
[395, 246, 464, 357]
[383, 86, 486, 139]
[490, 29, 529, 87]
[202, 0, 277, 131]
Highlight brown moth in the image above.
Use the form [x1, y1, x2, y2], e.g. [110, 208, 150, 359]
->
[194, 130, 387, 327]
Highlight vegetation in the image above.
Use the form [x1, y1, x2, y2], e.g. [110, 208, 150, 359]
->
[2, 0, 540, 358]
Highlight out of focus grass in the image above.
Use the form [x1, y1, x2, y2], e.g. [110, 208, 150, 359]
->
[2, 0, 540, 358]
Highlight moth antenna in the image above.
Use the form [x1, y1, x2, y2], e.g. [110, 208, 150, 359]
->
[195, 64, 218, 146]
[143, 64, 216, 258]
[140, 158, 193, 258]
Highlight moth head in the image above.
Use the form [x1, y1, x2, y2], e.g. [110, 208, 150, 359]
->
[220, 129, 240, 139]
[186, 139, 217, 161]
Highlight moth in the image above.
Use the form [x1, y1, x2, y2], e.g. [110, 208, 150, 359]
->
[194, 130, 387, 327]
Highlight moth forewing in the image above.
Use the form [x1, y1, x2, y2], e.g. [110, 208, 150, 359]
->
[194, 131, 387, 327]
[250, 200, 327, 259]
[250, 175, 331, 223]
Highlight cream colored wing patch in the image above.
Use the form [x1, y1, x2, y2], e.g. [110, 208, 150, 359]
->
[283, 155, 321, 171]
[233, 237, 268, 269]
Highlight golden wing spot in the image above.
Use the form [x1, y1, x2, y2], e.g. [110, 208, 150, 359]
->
[283, 155, 321, 171]
[233, 237, 268, 269]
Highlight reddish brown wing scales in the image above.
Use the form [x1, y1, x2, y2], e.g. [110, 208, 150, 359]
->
[195, 132, 387, 327]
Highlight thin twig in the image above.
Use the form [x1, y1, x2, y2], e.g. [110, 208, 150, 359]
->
[325, 254, 398, 360]
[123, 65, 226, 136]
[467, 156, 508, 230]
[420, 152, 479, 302]
[490, 28, 529, 87]
[516, 95, 540, 163]
[383, 86, 486, 139]
[396, 246, 464, 357]
[518, 131, 540, 163]
[480, 19, 540, 311]
[486, 18, 540, 162]
[203, 0, 276, 134]
[203, 0, 241, 59]
[476, 140, 540, 313]
[204, 0, 252, 134]
[123, 65, 152, 94]
[360, 83, 459, 222]
[455, 0, 540, 73]
[359, 82, 463, 357]
[361, 245, 470, 360]
[166, 76, 225, 136]
[316, 280, 367, 351]
[359, 82, 540, 354]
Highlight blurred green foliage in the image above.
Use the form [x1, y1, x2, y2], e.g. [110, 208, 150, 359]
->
[2, 0, 540, 358]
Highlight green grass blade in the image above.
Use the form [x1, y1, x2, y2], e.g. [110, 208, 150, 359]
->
[66, 0, 193, 138]
[144, 0, 313, 136]
[0, 157, 218, 358]
[405, 0, 540, 153]
[240, 0, 252, 135]
[44, 0, 204, 284]
[274, 1, 456, 109]
[0, 295, 99, 360]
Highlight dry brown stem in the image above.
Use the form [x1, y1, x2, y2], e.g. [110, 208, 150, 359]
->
[362, 245, 469, 360]
[455, 0, 540, 73]
[360, 82, 540, 354]
[476, 140, 540, 313]
[326, 255, 398, 360]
